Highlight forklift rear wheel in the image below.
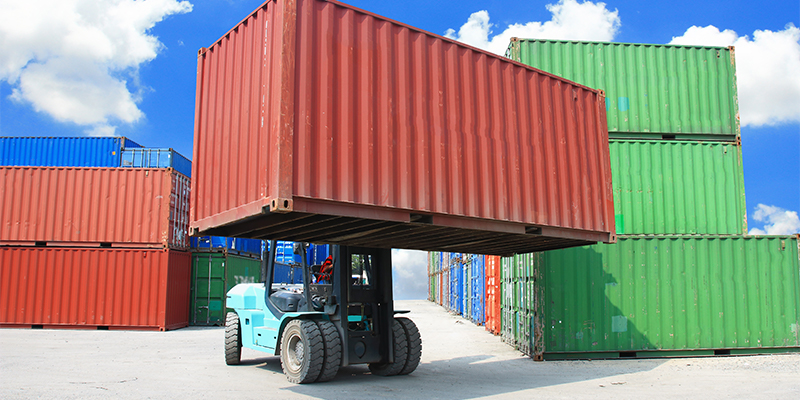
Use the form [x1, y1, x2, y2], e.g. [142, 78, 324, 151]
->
[314, 320, 343, 382]
[368, 319, 408, 376]
[396, 317, 422, 375]
[224, 312, 241, 365]
[280, 320, 324, 384]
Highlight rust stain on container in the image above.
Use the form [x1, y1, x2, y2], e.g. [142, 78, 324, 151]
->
[191, 0, 616, 255]
[0, 167, 190, 249]
[0, 247, 191, 331]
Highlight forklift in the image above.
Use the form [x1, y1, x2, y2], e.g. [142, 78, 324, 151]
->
[224, 241, 422, 383]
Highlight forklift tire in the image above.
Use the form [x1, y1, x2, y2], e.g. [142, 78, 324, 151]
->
[368, 319, 408, 376]
[314, 320, 342, 382]
[280, 320, 324, 384]
[396, 317, 422, 375]
[224, 312, 242, 365]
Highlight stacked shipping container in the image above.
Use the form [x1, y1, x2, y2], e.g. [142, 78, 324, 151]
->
[485, 256, 501, 335]
[428, 39, 799, 360]
[0, 137, 192, 331]
[501, 39, 800, 359]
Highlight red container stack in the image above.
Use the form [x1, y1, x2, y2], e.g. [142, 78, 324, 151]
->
[1, 158, 192, 331]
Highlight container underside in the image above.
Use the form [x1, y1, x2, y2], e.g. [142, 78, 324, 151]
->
[195, 210, 608, 256]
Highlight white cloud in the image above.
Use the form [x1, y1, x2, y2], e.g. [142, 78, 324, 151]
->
[748, 204, 800, 235]
[0, 0, 192, 131]
[86, 124, 117, 137]
[444, 0, 620, 55]
[670, 24, 800, 127]
[392, 249, 429, 300]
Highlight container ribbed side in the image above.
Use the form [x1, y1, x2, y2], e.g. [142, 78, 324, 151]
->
[510, 39, 739, 138]
[610, 140, 746, 235]
[541, 236, 800, 354]
[0, 247, 190, 331]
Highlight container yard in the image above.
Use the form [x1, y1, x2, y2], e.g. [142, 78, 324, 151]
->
[2, 301, 799, 399]
[1, 0, 798, 395]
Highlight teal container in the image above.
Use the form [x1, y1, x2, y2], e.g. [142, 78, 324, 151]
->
[190, 249, 262, 326]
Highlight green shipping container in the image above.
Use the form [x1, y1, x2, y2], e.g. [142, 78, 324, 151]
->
[610, 140, 746, 235]
[500, 253, 543, 357]
[190, 249, 262, 326]
[538, 236, 800, 358]
[507, 39, 739, 139]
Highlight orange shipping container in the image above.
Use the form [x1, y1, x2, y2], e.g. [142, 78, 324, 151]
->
[0, 167, 189, 249]
[485, 255, 501, 335]
[0, 247, 191, 331]
[191, 0, 615, 256]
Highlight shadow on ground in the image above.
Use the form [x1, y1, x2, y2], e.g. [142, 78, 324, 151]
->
[245, 353, 666, 399]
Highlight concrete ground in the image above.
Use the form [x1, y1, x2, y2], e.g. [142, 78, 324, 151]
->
[1, 300, 798, 399]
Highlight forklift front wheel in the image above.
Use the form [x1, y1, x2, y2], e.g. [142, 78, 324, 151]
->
[280, 320, 324, 384]
[368, 319, 409, 376]
[224, 312, 242, 365]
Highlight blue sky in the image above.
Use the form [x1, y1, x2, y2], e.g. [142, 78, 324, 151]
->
[1, 1, 798, 298]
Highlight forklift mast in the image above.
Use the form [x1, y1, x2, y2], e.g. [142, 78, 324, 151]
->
[262, 241, 395, 367]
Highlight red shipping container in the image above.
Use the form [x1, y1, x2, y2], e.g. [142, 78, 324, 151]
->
[0, 247, 191, 331]
[0, 167, 190, 249]
[191, 0, 615, 256]
[485, 255, 501, 335]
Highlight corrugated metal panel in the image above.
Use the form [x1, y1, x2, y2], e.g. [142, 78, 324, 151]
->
[469, 255, 485, 325]
[442, 257, 450, 309]
[540, 236, 800, 355]
[0, 167, 190, 249]
[190, 250, 261, 326]
[507, 39, 739, 139]
[0, 247, 190, 331]
[0, 137, 141, 167]
[449, 253, 464, 314]
[500, 252, 541, 356]
[610, 140, 746, 234]
[485, 255, 501, 335]
[121, 148, 192, 178]
[191, 0, 616, 256]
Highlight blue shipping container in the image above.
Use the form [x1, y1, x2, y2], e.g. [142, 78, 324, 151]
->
[470, 255, 486, 325]
[273, 262, 303, 284]
[449, 253, 464, 315]
[0, 136, 141, 167]
[269, 241, 330, 284]
[191, 236, 263, 256]
[121, 148, 192, 178]
[462, 260, 470, 319]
